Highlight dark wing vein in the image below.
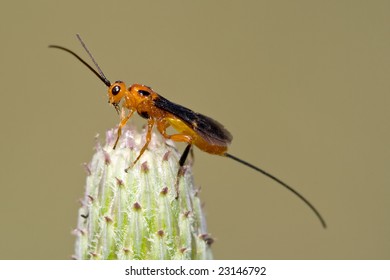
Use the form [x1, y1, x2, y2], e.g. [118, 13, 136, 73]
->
[154, 95, 232, 146]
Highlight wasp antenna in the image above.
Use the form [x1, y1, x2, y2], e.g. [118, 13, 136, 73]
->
[225, 153, 327, 228]
[75, 34, 111, 87]
[49, 43, 111, 87]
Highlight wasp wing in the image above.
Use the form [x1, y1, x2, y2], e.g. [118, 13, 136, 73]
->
[154, 95, 232, 146]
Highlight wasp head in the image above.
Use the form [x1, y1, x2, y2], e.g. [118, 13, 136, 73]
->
[108, 80, 127, 112]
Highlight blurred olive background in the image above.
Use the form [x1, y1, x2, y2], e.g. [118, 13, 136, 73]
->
[0, 0, 389, 259]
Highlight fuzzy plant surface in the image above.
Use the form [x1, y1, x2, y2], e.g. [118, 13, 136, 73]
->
[73, 125, 213, 260]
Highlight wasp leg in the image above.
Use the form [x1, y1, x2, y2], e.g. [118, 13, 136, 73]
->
[113, 109, 135, 150]
[156, 120, 193, 144]
[179, 144, 192, 167]
[174, 144, 193, 199]
[125, 118, 155, 172]
[156, 120, 194, 199]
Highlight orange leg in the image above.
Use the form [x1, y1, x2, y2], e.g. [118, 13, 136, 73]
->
[156, 120, 194, 199]
[125, 118, 155, 172]
[113, 109, 135, 149]
[156, 120, 193, 144]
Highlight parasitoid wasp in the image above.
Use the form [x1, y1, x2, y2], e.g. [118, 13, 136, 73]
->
[49, 34, 326, 228]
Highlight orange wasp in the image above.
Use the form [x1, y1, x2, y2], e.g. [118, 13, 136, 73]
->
[49, 34, 326, 228]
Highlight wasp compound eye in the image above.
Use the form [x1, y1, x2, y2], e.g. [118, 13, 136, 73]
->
[112, 85, 121, 96]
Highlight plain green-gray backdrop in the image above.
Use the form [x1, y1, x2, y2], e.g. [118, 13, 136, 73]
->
[0, 0, 389, 259]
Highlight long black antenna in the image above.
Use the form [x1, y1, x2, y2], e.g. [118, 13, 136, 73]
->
[225, 153, 327, 228]
[49, 34, 111, 87]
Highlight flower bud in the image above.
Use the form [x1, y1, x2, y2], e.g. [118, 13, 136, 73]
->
[73, 125, 213, 260]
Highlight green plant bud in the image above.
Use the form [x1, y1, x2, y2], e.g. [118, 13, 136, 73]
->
[73, 125, 213, 260]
